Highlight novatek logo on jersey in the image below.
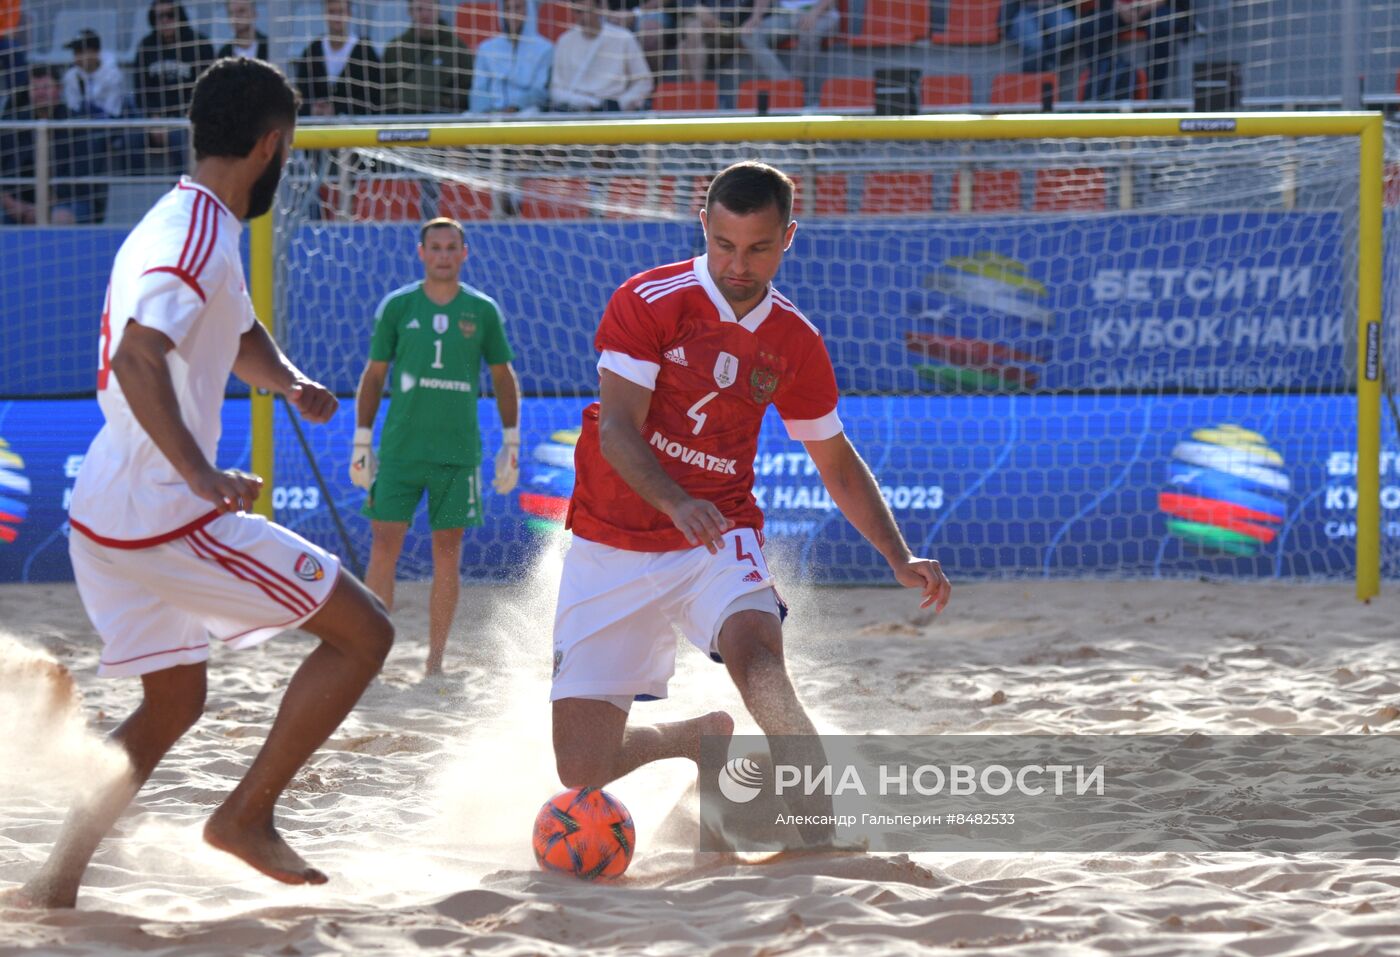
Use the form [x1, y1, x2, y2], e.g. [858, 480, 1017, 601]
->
[294, 553, 324, 582]
[648, 431, 738, 475]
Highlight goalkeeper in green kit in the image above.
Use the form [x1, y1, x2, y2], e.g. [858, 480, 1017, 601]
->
[350, 217, 521, 678]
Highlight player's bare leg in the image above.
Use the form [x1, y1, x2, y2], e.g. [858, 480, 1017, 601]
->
[5, 663, 207, 908]
[553, 698, 735, 788]
[425, 528, 464, 677]
[717, 609, 836, 846]
[364, 519, 408, 612]
[203, 573, 392, 884]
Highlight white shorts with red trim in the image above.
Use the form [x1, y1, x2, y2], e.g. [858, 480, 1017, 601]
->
[550, 527, 781, 703]
[69, 511, 341, 678]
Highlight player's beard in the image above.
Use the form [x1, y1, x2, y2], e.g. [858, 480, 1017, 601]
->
[246, 147, 285, 220]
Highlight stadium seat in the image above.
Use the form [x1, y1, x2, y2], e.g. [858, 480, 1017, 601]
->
[651, 81, 719, 112]
[1076, 67, 1150, 101]
[684, 175, 712, 213]
[1033, 168, 1106, 211]
[455, 2, 501, 50]
[737, 79, 805, 112]
[931, 0, 1001, 44]
[952, 170, 1023, 211]
[991, 72, 1058, 108]
[861, 172, 934, 214]
[353, 179, 423, 221]
[846, 0, 928, 47]
[604, 177, 676, 218]
[791, 174, 849, 216]
[537, 1, 575, 41]
[920, 74, 973, 107]
[518, 177, 592, 219]
[1386, 163, 1400, 208]
[819, 77, 875, 110]
[438, 182, 495, 220]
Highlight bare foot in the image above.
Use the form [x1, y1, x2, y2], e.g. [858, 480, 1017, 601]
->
[684, 710, 735, 763]
[0, 879, 75, 910]
[203, 811, 328, 886]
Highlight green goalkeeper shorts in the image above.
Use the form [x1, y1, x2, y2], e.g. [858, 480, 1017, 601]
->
[362, 459, 483, 530]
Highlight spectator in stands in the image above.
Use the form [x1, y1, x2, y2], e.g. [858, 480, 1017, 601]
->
[738, 0, 838, 96]
[0, 0, 24, 111]
[674, 0, 749, 85]
[292, 0, 383, 115]
[135, 1, 214, 170]
[383, 0, 472, 114]
[62, 29, 126, 118]
[1079, 0, 1133, 100]
[469, 0, 552, 114]
[216, 0, 269, 61]
[0, 66, 106, 224]
[1001, 0, 1078, 74]
[1118, 0, 1194, 100]
[550, 0, 652, 111]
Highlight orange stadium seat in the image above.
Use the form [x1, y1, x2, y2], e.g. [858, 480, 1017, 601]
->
[537, 1, 575, 41]
[737, 79, 805, 112]
[791, 174, 849, 216]
[819, 77, 875, 109]
[605, 177, 676, 218]
[953, 170, 1023, 211]
[455, 2, 500, 49]
[439, 182, 495, 220]
[518, 177, 592, 219]
[861, 172, 934, 214]
[651, 81, 719, 112]
[846, 0, 928, 47]
[920, 74, 973, 107]
[1033, 168, 1106, 211]
[991, 71, 1058, 107]
[353, 178, 422, 221]
[931, 0, 1001, 44]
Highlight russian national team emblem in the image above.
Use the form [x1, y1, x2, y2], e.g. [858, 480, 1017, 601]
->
[458, 320, 476, 338]
[749, 352, 781, 405]
[433, 313, 449, 334]
[1159, 423, 1289, 557]
[0, 437, 31, 545]
[714, 352, 737, 388]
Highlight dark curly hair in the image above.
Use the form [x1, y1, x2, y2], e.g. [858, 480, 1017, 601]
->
[189, 57, 300, 160]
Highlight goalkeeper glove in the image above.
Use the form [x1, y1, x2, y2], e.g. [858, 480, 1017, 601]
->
[493, 427, 520, 495]
[349, 427, 377, 490]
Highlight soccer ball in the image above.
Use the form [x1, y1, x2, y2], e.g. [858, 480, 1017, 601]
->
[532, 786, 636, 880]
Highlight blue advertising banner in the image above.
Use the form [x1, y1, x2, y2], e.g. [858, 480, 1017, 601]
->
[0, 395, 1375, 585]
[3, 212, 1347, 398]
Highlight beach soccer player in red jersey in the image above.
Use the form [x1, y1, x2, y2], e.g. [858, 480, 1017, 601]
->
[549, 160, 952, 845]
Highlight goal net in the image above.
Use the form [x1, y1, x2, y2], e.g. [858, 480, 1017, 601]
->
[264, 115, 1394, 588]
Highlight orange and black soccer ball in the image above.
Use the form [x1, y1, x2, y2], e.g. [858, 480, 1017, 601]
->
[532, 786, 636, 880]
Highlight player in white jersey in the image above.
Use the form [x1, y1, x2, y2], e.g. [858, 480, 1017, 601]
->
[2, 58, 394, 910]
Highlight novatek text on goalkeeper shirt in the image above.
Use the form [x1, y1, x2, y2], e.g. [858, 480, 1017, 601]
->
[568, 255, 843, 552]
[69, 178, 255, 546]
[368, 281, 514, 468]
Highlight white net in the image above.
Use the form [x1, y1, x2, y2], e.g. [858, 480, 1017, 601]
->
[268, 126, 1391, 583]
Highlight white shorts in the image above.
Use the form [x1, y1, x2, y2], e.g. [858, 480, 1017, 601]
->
[550, 527, 784, 704]
[70, 512, 341, 678]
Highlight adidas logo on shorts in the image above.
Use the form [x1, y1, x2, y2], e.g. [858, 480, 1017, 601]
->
[742, 570, 763, 583]
[663, 346, 688, 366]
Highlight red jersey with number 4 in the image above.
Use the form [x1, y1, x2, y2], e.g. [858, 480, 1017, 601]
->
[567, 255, 844, 552]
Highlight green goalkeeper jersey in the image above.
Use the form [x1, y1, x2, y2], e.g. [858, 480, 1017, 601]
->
[369, 281, 514, 467]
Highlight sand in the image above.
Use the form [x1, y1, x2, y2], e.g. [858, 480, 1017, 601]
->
[4, 552, 1400, 955]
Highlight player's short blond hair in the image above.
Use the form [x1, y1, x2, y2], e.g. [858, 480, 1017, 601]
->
[419, 217, 465, 244]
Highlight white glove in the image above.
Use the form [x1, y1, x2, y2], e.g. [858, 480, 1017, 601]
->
[349, 427, 377, 490]
[493, 427, 520, 495]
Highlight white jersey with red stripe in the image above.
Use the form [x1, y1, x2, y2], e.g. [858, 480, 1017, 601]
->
[69, 177, 256, 546]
